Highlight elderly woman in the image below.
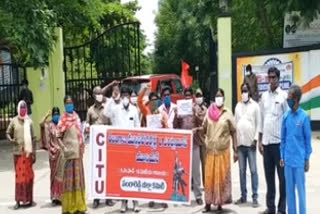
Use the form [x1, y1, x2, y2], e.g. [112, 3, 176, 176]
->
[6, 100, 36, 209]
[196, 88, 238, 213]
[57, 95, 87, 214]
[40, 107, 64, 206]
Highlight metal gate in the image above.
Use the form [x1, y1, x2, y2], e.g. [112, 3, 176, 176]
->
[64, 22, 141, 120]
[0, 63, 26, 138]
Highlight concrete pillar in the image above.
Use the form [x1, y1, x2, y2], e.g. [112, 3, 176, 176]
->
[217, 17, 232, 109]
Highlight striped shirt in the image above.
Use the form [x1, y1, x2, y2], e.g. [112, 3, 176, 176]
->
[259, 87, 288, 145]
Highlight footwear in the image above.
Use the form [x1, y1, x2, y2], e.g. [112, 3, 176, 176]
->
[93, 199, 100, 209]
[196, 198, 203, 205]
[27, 201, 36, 207]
[217, 205, 222, 211]
[105, 199, 114, 206]
[13, 202, 20, 210]
[202, 204, 211, 213]
[252, 199, 259, 208]
[148, 201, 155, 208]
[234, 197, 247, 205]
[262, 208, 275, 214]
[277, 212, 286, 214]
[162, 203, 168, 208]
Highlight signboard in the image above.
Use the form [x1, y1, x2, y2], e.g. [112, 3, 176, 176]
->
[284, 12, 320, 48]
[89, 125, 193, 204]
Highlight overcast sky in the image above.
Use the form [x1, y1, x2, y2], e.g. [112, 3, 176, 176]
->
[121, 0, 158, 54]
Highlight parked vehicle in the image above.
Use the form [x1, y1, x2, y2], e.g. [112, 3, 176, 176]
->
[121, 74, 185, 103]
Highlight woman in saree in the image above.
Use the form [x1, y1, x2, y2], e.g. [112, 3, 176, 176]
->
[40, 107, 64, 205]
[57, 95, 87, 214]
[195, 88, 238, 213]
[6, 100, 36, 209]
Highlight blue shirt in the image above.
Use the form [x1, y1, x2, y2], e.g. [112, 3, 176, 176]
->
[280, 108, 312, 168]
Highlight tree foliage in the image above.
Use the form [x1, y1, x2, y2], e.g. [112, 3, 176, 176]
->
[154, 0, 320, 79]
[0, 0, 149, 70]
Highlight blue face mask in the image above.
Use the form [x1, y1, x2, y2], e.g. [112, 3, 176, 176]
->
[52, 115, 60, 124]
[164, 96, 171, 106]
[65, 104, 74, 113]
[157, 99, 163, 107]
[287, 99, 295, 110]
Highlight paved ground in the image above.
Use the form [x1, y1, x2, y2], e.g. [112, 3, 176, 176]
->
[0, 132, 319, 214]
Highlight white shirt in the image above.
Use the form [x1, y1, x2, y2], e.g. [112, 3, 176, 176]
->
[158, 103, 177, 129]
[235, 99, 261, 147]
[104, 98, 121, 125]
[105, 101, 140, 128]
[259, 87, 288, 145]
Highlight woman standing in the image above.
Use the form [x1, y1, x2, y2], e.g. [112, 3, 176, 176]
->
[57, 95, 87, 214]
[196, 89, 238, 212]
[6, 100, 36, 209]
[40, 107, 64, 205]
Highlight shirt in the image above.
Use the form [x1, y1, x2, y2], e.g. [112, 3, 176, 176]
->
[6, 116, 36, 155]
[106, 103, 140, 128]
[260, 87, 288, 145]
[280, 108, 312, 168]
[86, 102, 111, 125]
[244, 74, 259, 102]
[104, 98, 121, 125]
[235, 99, 261, 147]
[202, 108, 236, 155]
[158, 103, 177, 129]
[193, 103, 207, 146]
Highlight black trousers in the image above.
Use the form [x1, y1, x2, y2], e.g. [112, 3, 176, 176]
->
[263, 144, 286, 213]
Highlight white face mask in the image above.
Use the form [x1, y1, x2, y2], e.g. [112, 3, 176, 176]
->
[215, 97, 224, 107]
[245, 71, 251, 76]
[130, 96, 137, 105]
[242, 92, 249, 102]
[196, 97, 203, 105]
[122, 97, 130, 107]
[95, 94, 103, 103]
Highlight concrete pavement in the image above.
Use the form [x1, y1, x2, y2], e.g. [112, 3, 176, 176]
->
[0, 132, 319, 214]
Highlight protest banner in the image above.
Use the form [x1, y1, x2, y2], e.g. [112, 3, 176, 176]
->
[146, 114, 162, 128]
[89, 125, 193, 204]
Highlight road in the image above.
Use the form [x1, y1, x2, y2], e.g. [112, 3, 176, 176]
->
[0, 132, 319, 214]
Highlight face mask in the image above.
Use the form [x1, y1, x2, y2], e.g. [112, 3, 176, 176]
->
[245, 71, 251, 76]
[130, 97, 137, 105]
[242, 92, 249, 102]
[95, 94, 103, 103]
[215, 97, 224, 107]
[20, 107, 27, 117]
[196, 97, 203, 105]
[122, 97, 130, 107]
[65, 104, 74, 113]
[150, 100, 158, 112]
[287, 99, 295, 110]
[157, 99, 163, 107]
[164, 96, 171, 106]
[52, 115, 60, 124]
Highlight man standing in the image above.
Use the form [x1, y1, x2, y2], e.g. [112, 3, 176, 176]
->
[86, 86, 113, 208]
[194, 88, 207, 186]
[158, 86, 177, 129]
[259, 67, 287, 214]
[280, 85, 312, 214]
[244, 64, 259, 102]
[104, 86, 140, 213]
[19, 79, 33, 116]
[174, 88, 203, 206]
[234, 83, 260, 208]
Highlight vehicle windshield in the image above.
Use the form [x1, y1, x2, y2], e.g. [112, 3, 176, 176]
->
[121, 79, 150, 95]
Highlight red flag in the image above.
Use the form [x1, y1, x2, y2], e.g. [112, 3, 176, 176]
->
[181, 61, 193, 88]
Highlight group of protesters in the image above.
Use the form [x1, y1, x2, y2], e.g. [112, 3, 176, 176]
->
[6, 65, 312, 214]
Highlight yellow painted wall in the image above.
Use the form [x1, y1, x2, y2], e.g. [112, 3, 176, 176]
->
[217, 17, 232, 109]
[28, 28, 65, 139]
